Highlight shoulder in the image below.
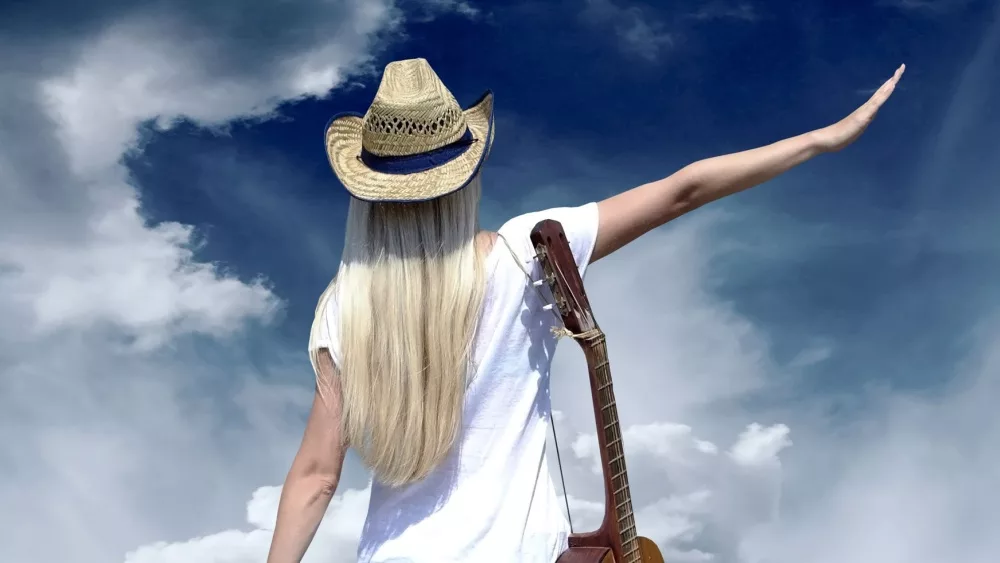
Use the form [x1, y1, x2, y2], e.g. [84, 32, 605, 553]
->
[496, 203, 600, 267]
[499, 202, 597, 230]
[477, 230, 499, 256]
[309, 280, 342, 367]
[499, 201, 595, 238]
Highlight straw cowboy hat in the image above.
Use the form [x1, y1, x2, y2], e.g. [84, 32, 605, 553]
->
[325, 58, 495, 202]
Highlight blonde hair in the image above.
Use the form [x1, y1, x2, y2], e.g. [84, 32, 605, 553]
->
[309, 175, 487, 487]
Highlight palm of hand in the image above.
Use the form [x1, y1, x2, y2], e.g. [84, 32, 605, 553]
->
[816, 64, 906, 153]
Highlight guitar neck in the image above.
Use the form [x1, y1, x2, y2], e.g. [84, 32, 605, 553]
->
[580, 330, 640, 560]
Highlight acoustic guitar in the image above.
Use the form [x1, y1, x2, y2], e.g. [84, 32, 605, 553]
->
[530, 219, 664, 563]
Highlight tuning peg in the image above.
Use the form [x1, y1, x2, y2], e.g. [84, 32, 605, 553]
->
[532, 279, 546, 287]
[542, 304, 554, 311]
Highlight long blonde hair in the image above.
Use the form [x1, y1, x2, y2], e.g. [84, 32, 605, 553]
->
[309, 175, 487, 487]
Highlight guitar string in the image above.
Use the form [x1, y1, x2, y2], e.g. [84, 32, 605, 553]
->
[496, 232, 579, 533]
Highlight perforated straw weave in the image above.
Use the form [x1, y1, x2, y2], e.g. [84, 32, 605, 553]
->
[325, 58, 495, 203]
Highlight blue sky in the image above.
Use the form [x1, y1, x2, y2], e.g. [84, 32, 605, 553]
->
[2, 0, 999, 562]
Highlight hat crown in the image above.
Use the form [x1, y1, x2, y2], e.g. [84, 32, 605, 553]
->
[362, 58, 468, 157]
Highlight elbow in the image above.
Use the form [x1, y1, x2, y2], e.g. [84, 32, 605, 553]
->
[287, 470, 340, 502]
[673, 183, 701, 215]
[315, 474, 339, 498]
[287, 460, 341, 499]
[666, 165, 704, 217]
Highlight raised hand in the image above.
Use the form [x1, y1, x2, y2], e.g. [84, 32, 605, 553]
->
[591, 63, 909, 263]
[814, 64, 905, 153]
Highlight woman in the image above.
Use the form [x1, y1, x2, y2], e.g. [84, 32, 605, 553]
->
[266, 58, 904, 563]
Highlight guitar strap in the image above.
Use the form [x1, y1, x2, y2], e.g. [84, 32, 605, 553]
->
[496, 232, 576, 533]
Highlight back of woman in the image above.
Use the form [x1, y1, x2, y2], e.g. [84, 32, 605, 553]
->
[266, 58, 902, 563]
[314, 189, 599, 562]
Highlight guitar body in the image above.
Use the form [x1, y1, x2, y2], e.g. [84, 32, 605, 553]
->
[556, 547, 614, 563]
[557, 537, 664, 563]
[529, 219, 666, 563]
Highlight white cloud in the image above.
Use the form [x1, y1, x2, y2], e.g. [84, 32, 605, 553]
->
[746, 320, 1000, 563]
[124, 484, 372, 563]
[565, 419, 789, 558]
[41, 2, 394, 177]
[728, 423, 791, 468]
[4, 197, 279, 349]
[571, 422, 720, 475]
[0, 335, 320, 563]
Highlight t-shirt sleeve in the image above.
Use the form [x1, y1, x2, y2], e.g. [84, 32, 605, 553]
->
[308, 288, 343, 374]
[498, 201, 600, 278]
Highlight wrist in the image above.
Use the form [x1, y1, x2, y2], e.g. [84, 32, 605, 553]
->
[804, 128, 831, 155]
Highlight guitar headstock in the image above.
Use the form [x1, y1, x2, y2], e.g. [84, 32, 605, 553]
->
[529, 219, 597, 336]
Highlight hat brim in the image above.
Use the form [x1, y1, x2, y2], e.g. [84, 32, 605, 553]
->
[325, 91, 494, 203]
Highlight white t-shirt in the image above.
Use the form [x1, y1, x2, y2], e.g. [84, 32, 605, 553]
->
[310, 202, 600, 563]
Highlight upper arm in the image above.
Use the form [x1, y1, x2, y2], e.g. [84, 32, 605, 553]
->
[293, 348, 347, 485]
[591, 167, 697, 263]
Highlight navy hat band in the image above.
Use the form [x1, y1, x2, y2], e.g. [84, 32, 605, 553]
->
[359, 129, 476, 175]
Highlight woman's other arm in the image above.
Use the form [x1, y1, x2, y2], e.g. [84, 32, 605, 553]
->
[266, 349, 347, 563]
[592, 64, 905, 262]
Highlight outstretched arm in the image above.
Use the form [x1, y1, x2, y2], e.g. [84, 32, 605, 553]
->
[592, 64, 905, 262]
[267, 349, 347, 563]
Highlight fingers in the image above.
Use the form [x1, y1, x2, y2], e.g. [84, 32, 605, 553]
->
[872, 64, 905, 105]
[856, 64, 905, 120]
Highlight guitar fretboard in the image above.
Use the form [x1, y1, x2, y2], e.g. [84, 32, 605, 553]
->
[587, 333, 641, 563]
